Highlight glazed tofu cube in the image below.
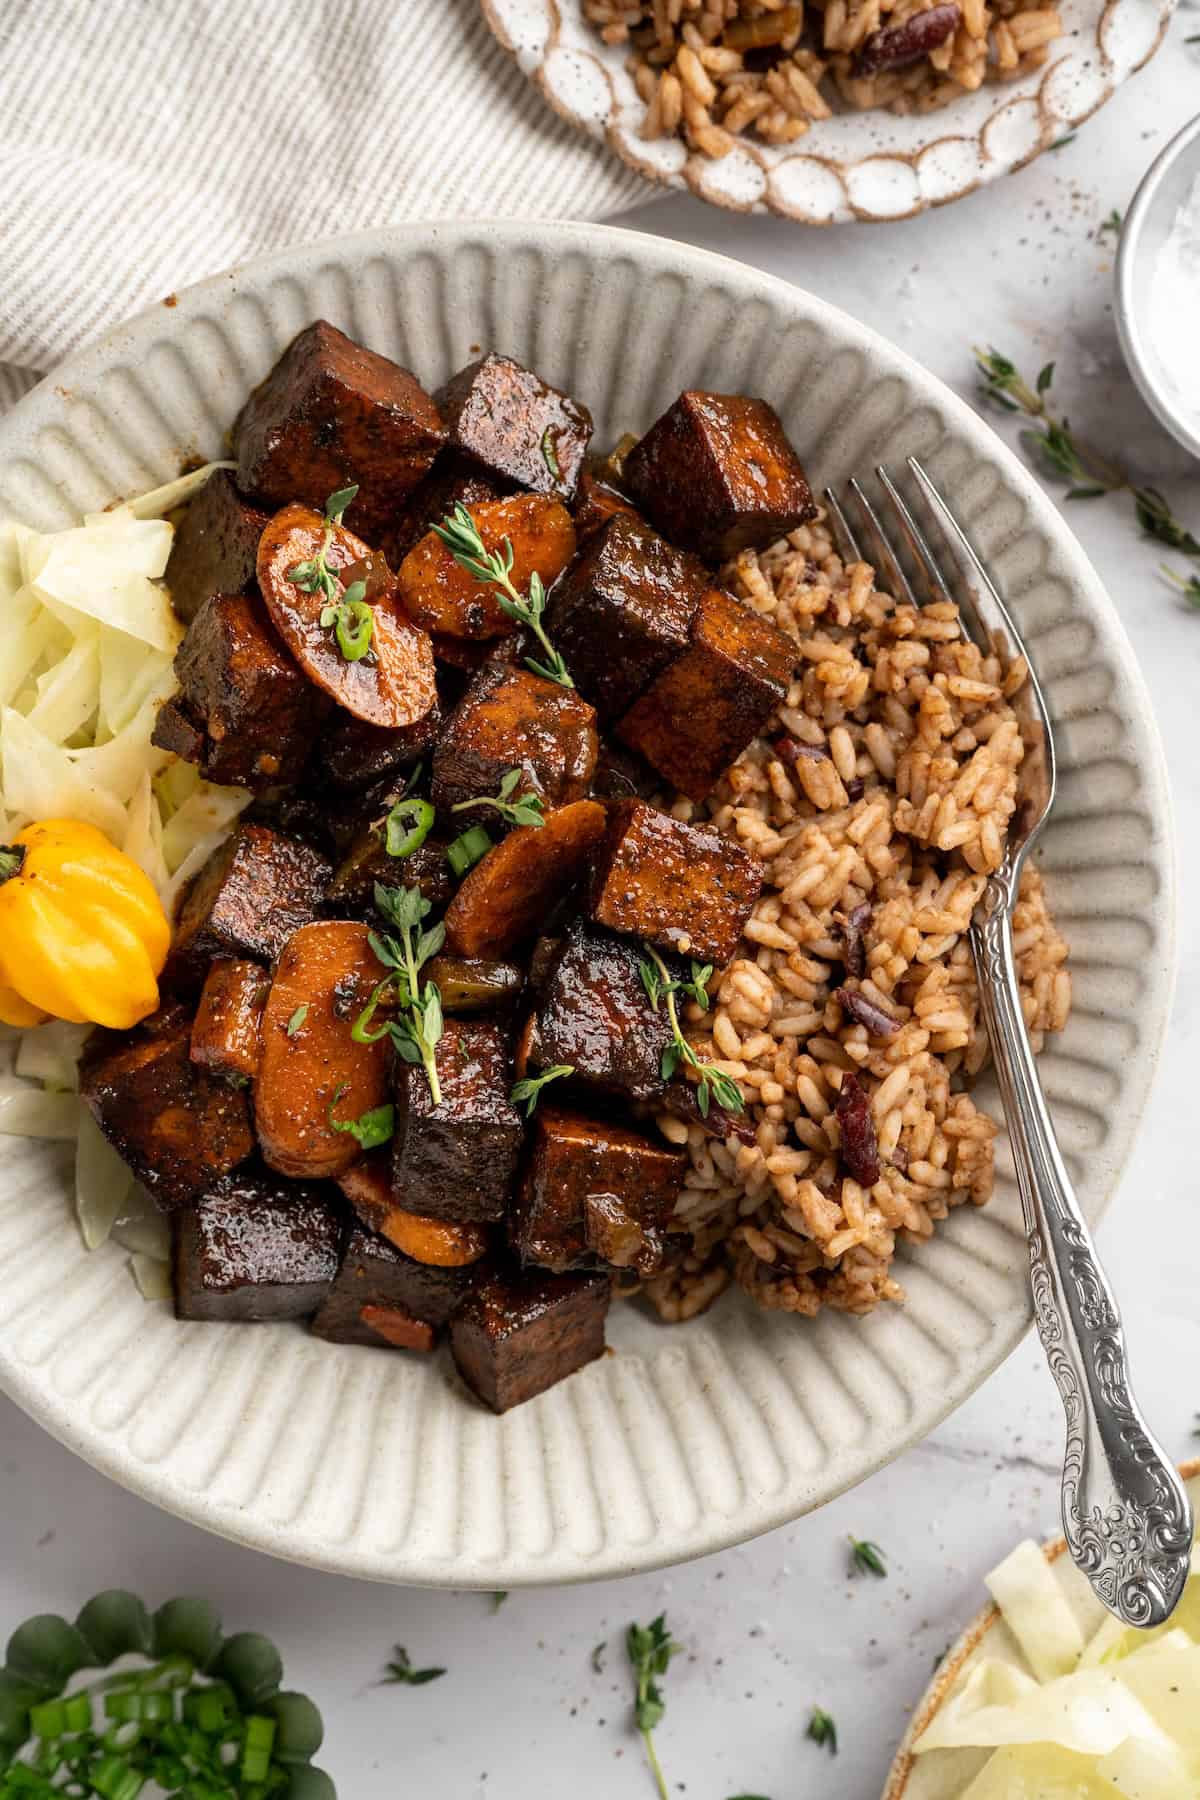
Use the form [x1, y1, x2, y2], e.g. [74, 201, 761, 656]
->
[572, 469, 643, 541]
[450, 1264, 610, 1412]
[312, 1224, 450, 1348]
[173, 1170, 341, 1322]
[336, 1162, 485, 1323]
[79, 1005, 254, 1210]
[318, 702, 442, 791]
[511, 1106, 686, 1273]
[617, 587, 794, 802]
[152, 590, 325, 790]
[545, 513, 706, 722]
[624, 390, 817, 561]
[436, 352, 593, 502]
[166, 824, 331, 988]
[393, 1020, 524, 1222]
[234, 320, 446, 535]
[431, 663, 597, 818]
[189, 958, 268, 1085]
[587, 799, 763, 966]
[530, 919, 671, 1103]
[164, 470, 270, 625]
[324, 826, 453, 923]
[381, 458, 503, 567]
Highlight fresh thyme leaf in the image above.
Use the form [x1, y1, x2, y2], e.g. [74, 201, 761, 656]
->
[974, 346, 1200, 585]
[807, 1707, 838, 1754]
[541, 426, 562, 481]
[380, 1645, 446, 1687]
[1048, 132, 1076, 151]
[362, 884, 447, 1103]
[510, 1064, 575, 1116]
[592, 1640, 607, 1675]
[432, 505, 574, 687]
[626, 1615, 680, 1800]
[489, 1591, 509, 1612]
[1097, 208, 1123, 240]
[327, 1084, 395, 1149]
[642, 945, 745, 1117]
[286, 1003, 308, 1037]
[849, 1536, 888, 1578]
[451, 768, 547, 830]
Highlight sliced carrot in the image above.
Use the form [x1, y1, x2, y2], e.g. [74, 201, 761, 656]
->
[398, 494, 576, 639]
[443, 799, 607, 958]
[338, 1160, 489, 1266]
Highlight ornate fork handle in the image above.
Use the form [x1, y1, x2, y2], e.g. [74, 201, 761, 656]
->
[972, 870, 1193, 1628]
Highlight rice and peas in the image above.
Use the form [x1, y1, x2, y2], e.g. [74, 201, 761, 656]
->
[644, 509, 1070, 1323]
[584, 0, 1065, 153]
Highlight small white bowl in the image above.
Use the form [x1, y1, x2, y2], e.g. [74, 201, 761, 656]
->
[1116, 111, 1200, 463]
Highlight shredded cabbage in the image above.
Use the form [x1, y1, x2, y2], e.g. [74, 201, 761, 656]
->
[916, 1531, 1200, 1796]
[130, 1253, 173, 1303]
[0, 470, 255, 1300]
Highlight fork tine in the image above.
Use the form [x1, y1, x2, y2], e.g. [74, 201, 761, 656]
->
[845, 477, 919, 609]
[873, 465, 959, 614]
[907, 457, 1057, 797]
[822, 485, 863, 562]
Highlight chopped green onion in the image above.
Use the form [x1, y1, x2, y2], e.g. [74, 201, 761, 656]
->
[90, 1755, 145, 1800]
[183, 1687, 234, 1734]
[104, 1691, 172, 1724]
[385, 797, 436, 859]
[240, 1715, 277, 1784]
[29, 1701, 67, 1740]
[446, 824, 493, 877]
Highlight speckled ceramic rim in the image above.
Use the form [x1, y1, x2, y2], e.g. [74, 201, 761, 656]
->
[881, 1458, 1200, 1799]
[0, 219, 1177, 1586]
[1116, 110, 1200, 463]
[480, 0, 1174, 224]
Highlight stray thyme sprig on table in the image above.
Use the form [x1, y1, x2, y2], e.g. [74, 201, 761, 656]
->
[432, 503, 574, 687]
[626, 1615, 680, 1800]
[807, 1706, 839, 1754]
[639, 946, 745, 1118]
[352, 882, 446, 1105]
[848, 1536, 888, 1578]
[379, 1645, 446, 1687]
[973, 349, 1200, 602]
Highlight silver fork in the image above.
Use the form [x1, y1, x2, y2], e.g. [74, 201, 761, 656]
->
[824, 457, 1192, 1629]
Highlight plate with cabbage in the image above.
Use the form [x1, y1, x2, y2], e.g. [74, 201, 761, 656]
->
[884, 1462, 1200, 1800]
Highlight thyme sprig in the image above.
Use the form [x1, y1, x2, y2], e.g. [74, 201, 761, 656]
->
[286, 484, 359, 601]
[849, 1536, 888, 1578]
[432, 503, 574, 687]
[973, 351, 1200, 596]
[1097, 208, 1123, 241]
[639, 946, 744, 1118]
[380, 1645, 446, 1687]
[451, 767, 546, 830]
[510, 1064, 575, 1116]
[807, 1707, 838, 1754]
[626, 1615, 680, 1800]
[1163, 566, 1200, 611]
[354, 882, 446, 1105]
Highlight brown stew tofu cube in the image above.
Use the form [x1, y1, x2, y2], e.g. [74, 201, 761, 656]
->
[318, 702, 441, 791]
[512, 1106, 686, 1274]
[572, 469, 643, 541]
[588, 799, 763, 966]
[312, 1224, 446, 1348]
[451, 1264, 610, 1412]
[392, 1020, 523, 1223]
[436, 352, 593, 503]
[164, 470, 270, 625]
[166, 824, 332, 987]
[173, 1170, 341, 1322]
[532, 919, 672, 1103]
[337, 1163, 486, 1323]
[234, 320, 446, 535]
[624, 390, 817, 560]
[153, 591, 323, 790]
[80, 1006, 254, 1210]
[324, 829, 453, 923]
[617, 588, 794, 802]
[546, 514, 706, 723]
[431, 663, 597, 818]
[189, 958, 268, 1085]
[381, 459, 503, 568]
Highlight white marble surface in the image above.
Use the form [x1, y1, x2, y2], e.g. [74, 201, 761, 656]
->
[3, 31, 1200, 1800]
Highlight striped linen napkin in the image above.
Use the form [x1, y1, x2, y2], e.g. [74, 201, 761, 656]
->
[0, 0, 648, 415]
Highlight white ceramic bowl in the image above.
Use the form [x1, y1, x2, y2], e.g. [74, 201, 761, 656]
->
[1116, 111, 1200, 463]
[481, 0, 1172, 224]
[0, 220, 1175, 1587]
[882, 1461, 1200, 1799]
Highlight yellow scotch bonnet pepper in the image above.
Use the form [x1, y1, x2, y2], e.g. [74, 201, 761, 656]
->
[0, 820, 171, 1030]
